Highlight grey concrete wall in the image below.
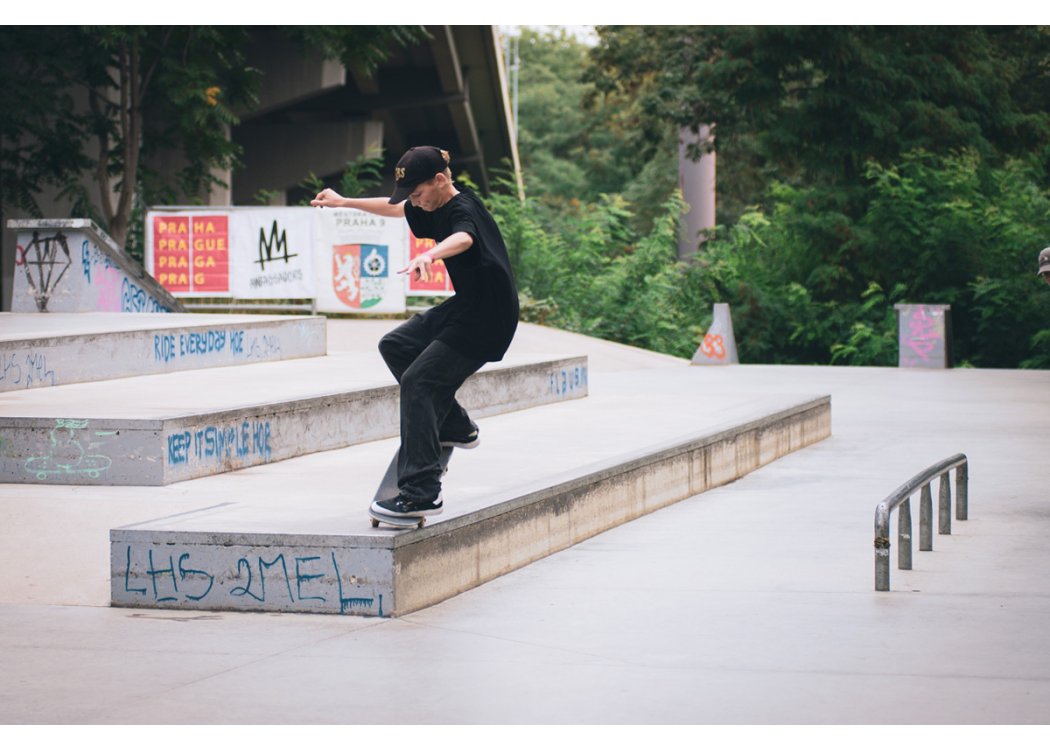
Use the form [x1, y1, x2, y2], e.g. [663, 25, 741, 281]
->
[0, 316, 326, 392]
[232, 121, 383, 204]
[7, 219, 183, 314]
[2, 356, 589, 486]
[110, 396, 830, 616]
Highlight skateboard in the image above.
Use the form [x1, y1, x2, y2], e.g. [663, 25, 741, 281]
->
[369, 445, 453, 529]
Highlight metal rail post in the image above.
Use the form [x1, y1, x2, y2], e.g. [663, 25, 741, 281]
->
[939, 472, 952, 535]
[875, 512, 891, 592]
[956, 462, 968, 520]
[920, 483, 933, 551]
[898, 497, 912, 571]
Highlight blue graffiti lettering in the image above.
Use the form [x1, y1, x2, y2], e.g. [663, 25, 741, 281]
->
[229, 555, 296, 604]
[24, 353, 56, 387]
[124, 545, 147, 595]
[330, 552, 381, 616]
[1, 353, 22, 385]
[231, 330, 244, 355]
[295, 557, 327, 603]
[147, 550, 178, 603]
[178, 553, 215, 602]
[181, 420, 272, 468]
[178, 330, 227, 357]
[252, 421, 272, 461]
[121, 277, 148, 312]
[167, 431, 192, 465]
[230, 558, 262, 601]
[245, 334, 283, 360]
[155, 334, 176, 363]
[121, 546, 379, 614]
[259, 555, 295, 603]
[81, 240, 92, 283]
[1, 351, 58, 389]
[548, 365, 589, 397]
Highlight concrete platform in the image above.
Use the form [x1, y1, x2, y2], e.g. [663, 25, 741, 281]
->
[0, 312, 327, 391]
[1, 321, 1047, 724]
[0, 351, 588, 485]
[110, 392, 829, 616]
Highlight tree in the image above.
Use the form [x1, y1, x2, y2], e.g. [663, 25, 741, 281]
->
[0, 26, 426, 248]
[586, 26, 1050, 224]
[509, 27, 679, 234]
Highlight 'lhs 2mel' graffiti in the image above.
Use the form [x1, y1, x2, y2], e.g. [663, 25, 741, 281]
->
[116, 543, 389, 616]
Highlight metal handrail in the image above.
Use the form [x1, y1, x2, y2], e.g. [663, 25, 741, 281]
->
[874, 453, 969, 591]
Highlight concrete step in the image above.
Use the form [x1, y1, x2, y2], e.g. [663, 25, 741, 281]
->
[0, 313, 327, 392]
[108, 367, 830, 617]
[0, 353, 588, 486]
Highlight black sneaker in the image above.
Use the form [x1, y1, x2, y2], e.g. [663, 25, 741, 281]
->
[440, 428, 480, 449]
[371, 493, 443, 518]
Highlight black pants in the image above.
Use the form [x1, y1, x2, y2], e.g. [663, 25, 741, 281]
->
[378, 311, 485, 502]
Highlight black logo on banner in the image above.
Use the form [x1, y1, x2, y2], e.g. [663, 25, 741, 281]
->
[256, 221, 298, 270]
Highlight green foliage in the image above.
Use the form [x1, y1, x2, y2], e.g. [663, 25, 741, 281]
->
[511, 27, 679, 234]
[496, 144, 1050, 368]
[586, 26, 1050, 225]
[339, 152, 385, 198]
[499, 26, 1050, 369]
[283, 27, 428, 74]
[283, 151, 388, 206]
[296, 173, 327, 206]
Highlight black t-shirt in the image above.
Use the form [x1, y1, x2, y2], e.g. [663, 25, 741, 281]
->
[404, 185, 519, 362]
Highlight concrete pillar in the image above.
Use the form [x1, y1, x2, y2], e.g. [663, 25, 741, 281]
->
[677, 125, 716, 260]
[691, 303, 739, 365]
[894, 304, 952, 368]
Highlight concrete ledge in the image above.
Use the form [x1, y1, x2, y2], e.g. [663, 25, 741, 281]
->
[1, 356, 588, 485]
[0, 313, 327, 391]
[110, 396, 830, 616]
[7, 219, 184, 314]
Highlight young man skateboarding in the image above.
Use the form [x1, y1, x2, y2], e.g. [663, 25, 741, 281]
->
[311, 146, 519, 520]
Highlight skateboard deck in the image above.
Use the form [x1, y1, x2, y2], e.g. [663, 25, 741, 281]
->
[369, 445, 453, 529]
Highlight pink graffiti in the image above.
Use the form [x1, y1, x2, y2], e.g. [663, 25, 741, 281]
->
[95, 264, 122, 311]
[904, 305, 942, 362]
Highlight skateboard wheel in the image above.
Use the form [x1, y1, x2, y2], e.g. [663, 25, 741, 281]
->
[371, 518, 380, 528]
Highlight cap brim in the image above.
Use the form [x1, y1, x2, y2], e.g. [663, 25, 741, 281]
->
[388, 184, 413, 204]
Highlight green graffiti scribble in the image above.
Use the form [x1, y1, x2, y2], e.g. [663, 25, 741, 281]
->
[25, 419, 114, 480]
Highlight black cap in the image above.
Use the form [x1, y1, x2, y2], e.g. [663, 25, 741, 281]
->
[388, 146, 451, 204]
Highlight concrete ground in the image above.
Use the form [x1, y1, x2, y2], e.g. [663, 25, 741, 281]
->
[1, 319, 1049, 725]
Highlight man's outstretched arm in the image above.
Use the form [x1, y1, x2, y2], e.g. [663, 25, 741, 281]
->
[311, 189, 406, 218]
[400, 231, 472, 283]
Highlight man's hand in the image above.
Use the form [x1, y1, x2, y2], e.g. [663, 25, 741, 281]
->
[310, 188, 344, 208]
[399, 252, 434, 282]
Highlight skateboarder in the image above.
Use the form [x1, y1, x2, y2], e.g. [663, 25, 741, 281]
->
[311, 146, 519, 520]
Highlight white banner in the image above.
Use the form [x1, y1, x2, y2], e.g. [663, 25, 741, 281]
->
[229, 209, 314, 298]
[146, 207, 410, 312]
[313, 209, 407, 314]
